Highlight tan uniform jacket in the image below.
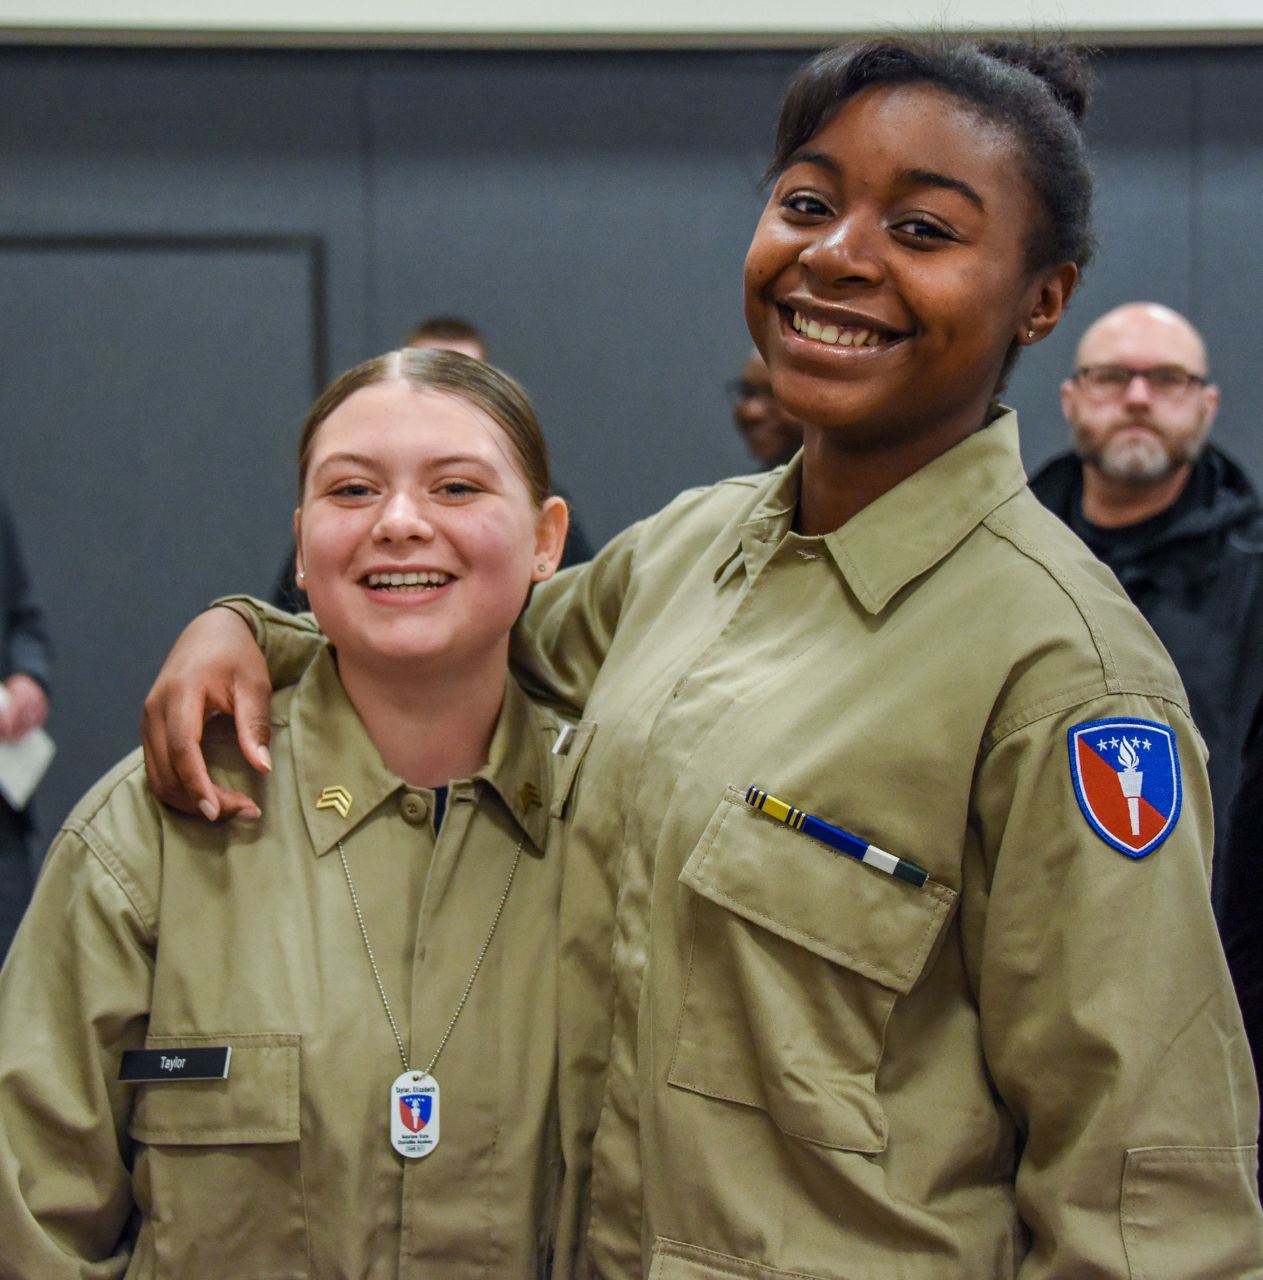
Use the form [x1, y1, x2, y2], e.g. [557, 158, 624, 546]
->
[240, 415, 1263, 1280]
[0, 650, 571, 1279]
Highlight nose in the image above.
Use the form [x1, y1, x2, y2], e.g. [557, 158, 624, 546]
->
[797, 213, 884, 286]
[373, 491, 435, 542]
[1121, 372, 1156, 406]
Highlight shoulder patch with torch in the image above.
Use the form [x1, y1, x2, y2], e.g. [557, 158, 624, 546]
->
[1067, 718, 1182, 858]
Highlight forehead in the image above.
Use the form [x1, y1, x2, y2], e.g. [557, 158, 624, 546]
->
[1079, 311, 1207, 371]
[310, 382, 517, 469]
[795, 82, 1024, 189]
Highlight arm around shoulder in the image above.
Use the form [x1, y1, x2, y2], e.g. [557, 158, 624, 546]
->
[141, 603, 280, 819]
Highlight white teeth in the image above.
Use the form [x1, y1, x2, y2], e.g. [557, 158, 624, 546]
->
[792, 311, 884, 349]
[366, 571, 450, 589]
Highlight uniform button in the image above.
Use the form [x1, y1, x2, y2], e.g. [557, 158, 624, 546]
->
[400, 792, 430, 825]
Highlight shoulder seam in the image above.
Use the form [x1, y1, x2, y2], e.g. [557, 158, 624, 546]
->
[63, 817, 160, 940]
[983, 685, 1194, 754]
[983, 502, 1121, 690]
[59, 758, 161, 937]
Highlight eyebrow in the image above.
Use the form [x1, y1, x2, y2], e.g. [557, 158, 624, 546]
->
[903, 168, 985, 211]
[310, 452, 376, 475]
[312, 451, 495, 473]
[424, 454, 497, 471]
[780, 148, 838, 177]
[780, 151, 985, 211]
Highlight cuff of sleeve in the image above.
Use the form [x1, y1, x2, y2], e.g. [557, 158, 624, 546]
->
[210, 597, 263, 647]
[210, 595, 324, 687]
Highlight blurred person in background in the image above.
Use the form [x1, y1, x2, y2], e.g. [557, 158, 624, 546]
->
[728, 347, 804, 469]
[0, 493, 51, 962]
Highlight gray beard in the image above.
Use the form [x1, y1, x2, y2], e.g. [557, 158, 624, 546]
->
[1093, 434, 1179, 483]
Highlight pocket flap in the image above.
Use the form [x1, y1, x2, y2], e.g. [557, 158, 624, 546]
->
[129, 1032, 300, 1145]
[1122, 1144, 1263, 1277]
[680, 786, 956, 994]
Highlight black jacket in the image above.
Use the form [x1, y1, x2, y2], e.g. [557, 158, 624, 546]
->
[1030, 445, 1263, 913]
[1223, 699, 1263, 1179]
[0, 497, 51, 698]
[0, 494, 52, 958]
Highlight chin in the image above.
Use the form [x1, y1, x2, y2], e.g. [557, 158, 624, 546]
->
[1098, 440, 1176, 483]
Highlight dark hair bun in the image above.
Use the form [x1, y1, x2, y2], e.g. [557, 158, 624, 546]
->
[980, 41, 1095, 122]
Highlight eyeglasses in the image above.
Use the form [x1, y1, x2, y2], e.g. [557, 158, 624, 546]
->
[1073, 364, 1209, 400]
[726, 379, 776, 406]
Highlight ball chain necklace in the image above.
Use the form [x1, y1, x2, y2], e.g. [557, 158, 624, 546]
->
[338, 835, 523, 1158]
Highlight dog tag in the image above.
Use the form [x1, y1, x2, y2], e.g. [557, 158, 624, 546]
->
[390, 1070, 439, 1158]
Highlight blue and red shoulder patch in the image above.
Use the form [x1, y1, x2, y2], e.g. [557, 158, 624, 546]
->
[1068, 718, 1182, 858]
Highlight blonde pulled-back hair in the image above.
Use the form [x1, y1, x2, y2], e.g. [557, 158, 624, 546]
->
[297, 348, 552, 506]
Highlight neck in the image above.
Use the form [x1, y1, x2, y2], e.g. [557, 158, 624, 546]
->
[795, 417, 980, 536]
[1079, 462, 1192, 529]
[336, 649, 507, 788]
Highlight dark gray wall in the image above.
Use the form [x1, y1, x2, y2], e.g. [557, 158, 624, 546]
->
[2, 42, 1261, 834]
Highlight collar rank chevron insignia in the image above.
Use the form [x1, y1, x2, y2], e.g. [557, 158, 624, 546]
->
[315, 785, 353, 819]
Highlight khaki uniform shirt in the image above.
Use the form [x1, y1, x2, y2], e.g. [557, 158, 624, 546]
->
[0, 650, 570, 1279]
[512, 414, 1263, 1279]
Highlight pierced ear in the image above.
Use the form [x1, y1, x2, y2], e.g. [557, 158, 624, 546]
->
[531, 496, 570, 582]
[1024, 262, 1079, 344]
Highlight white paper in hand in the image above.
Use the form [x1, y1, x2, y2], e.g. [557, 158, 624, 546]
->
[0, 683, 55, 810]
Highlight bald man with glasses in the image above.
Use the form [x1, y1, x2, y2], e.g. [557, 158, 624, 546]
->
[1031, 301, 1263, 917]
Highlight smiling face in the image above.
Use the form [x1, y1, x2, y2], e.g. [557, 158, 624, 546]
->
[1061, 303, 1219, 485]
[744, 83, 1075, 470]
[295, 381, 566, 687]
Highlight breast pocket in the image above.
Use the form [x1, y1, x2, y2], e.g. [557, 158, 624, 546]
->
[128, 1032, 309, 1278]
[668, 786, 957, 1153]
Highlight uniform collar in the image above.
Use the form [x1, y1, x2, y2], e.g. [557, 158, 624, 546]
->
[726, 411, 1028, 615]
[476, 669, 555, 854]
[291, 648, 554, 856]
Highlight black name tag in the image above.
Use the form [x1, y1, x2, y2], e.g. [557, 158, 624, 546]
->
[119, 1047, 231, 1082]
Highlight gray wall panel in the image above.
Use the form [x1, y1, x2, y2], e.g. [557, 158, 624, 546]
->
[1193, 47, 1263, 470]
[1, 238, 318, 831]
[0, 48, 369, 372]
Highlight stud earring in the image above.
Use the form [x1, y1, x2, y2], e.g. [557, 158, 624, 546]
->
[537, 563, 548, 573]
[298, 569, 307, 582]
[1027, 329, 1036, 340]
